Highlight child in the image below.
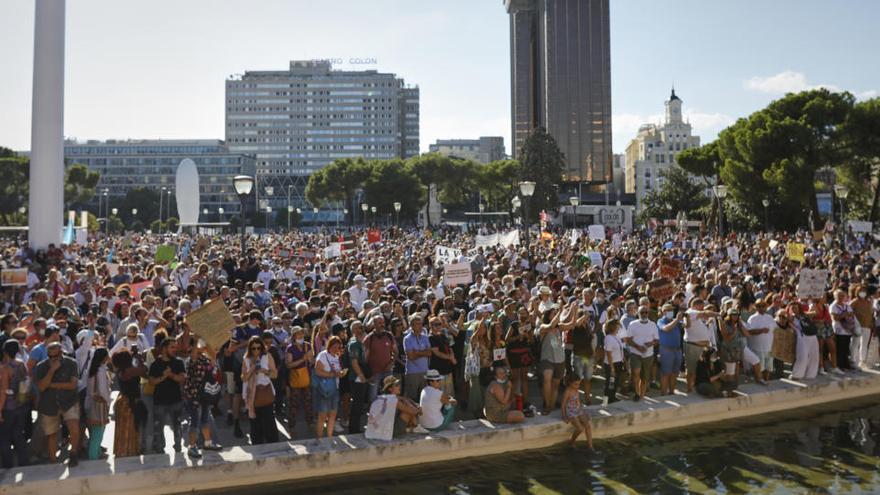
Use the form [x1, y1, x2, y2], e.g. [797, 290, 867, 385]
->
[603, 319, 625, 403]
[561, 374, 593, 450]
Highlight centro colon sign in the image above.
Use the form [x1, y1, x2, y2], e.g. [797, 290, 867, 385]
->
[598, 208, 625, 226]
[312, 57, 378, 65]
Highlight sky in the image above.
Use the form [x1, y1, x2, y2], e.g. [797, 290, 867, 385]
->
[1, 0, 878, 155]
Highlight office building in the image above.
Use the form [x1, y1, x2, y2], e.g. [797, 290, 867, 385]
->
[225, 60, 419, 213]
[428, 137, 506, 163]
[624, 89, 701, 209]
[505, 0, 612, 185]
[63, 139, 256, 220]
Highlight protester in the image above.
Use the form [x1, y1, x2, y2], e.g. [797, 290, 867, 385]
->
[34, 341, 80, 466]
[148, 338, 185, 454]
[0, 340, 28, 467]
[84, 347, 110, 460]
[242, 335, 278, 444]
[484, 366, 524, 424]
[419, 369, 456, 432]
[313, 336, 345, 438]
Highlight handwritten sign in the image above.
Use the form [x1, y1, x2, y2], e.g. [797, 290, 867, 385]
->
[658, 257, 682, 280]
[848, 220, 873, 233]
[129, 281, 152, 300]
[648, 278, 675, 302]
[771, 326, 796, 363]
[435, 246, 462, 264]
[185, 298, 237, 350]
[0, 268, 28, 287]
[797, 269, 828, 299]
[786, 242, 805, 263]
[587, 251, 603, 268]
[323, 243, 341, 259]
[155, 244, 176, 264]
[727, 246, 740, 264]
[588, 224, 606, 241]
[443, 262, 473, 286]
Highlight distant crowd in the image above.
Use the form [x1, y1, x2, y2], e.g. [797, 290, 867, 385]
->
[1, 222, 878, 468]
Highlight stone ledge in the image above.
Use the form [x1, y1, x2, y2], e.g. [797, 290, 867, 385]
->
[3, 371, 880, 495]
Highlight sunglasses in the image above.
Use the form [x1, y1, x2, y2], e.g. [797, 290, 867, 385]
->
[250, 345, 262, 351]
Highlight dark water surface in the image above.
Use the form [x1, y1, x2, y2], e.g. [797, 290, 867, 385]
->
[208, 399, 880, 494]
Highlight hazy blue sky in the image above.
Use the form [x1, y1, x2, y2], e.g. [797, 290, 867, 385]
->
[1, 0, 877, 154]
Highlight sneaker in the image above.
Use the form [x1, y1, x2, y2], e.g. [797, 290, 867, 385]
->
[188, 447, 202, 459]
[67, 455, 79, 468]
[818, 369, 828, 376]
[412, 425, 430, 434]
[832, 368, 845, 375]
[203, 443, 223, 451]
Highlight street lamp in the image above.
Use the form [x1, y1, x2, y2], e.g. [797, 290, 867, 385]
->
[478, 203, 485, 225]
[713, 184, 728, 238]
[834, 184, 849, 223]
[519, 181, 536, 249]
[761, 198, 770, 231]
[343, 208, 349, 230]
[233, 174, 255, 253]
[511, 197, 521, 225]
[569, 196, 579, 229]
[265, 206, 272, 231]
[287, 205, 294, 231]
[393, 201, 401, 227]
[313, 207, 320, 229]
[370, 206, 377, 226]
[361, 203, 369, 227]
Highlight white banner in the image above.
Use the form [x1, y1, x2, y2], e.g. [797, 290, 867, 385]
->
[435, 245, 462, 264]
[474, 234, 496, 249]
[797, 268, 828, 299]
[569, 229, 581, 247]
[848, 220, 873, 233]
[588, 224, 605, 241]
[323, 242, 341, 259]
[443, 262, 473, 286]
[499, 230, 520, 247]
[475, 230, 520, 249]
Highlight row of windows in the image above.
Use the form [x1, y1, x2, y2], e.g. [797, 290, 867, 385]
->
[229, 81, 397, 89]
[226, 125, 397, 134]
[66, 146, 224, 155]
[70, 157, 245, 167]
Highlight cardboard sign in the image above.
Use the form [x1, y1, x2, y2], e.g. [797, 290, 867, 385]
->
[587, 251, 603, 268]
[759, 239, 770, 250]
[797, 269, 828, 299]
[323, 243, 341, 259]
[185, 298, 237, 350]
[786, 242, 805, 263]
[443, 262, 473, 286]
[648, 278, 675, 302]
[435, 246, 462, 264]
[588, 224, 606, 241]
[493, 348, 507, 362]
[155, 244, 176, 264]
[658, 257, 682, 280]
[771, 327, 796, 363]
[1, 268, 28, 287]
[848, 220, 873, 233]
[812, 230, 825, 242]
[727, 246, 740, 264]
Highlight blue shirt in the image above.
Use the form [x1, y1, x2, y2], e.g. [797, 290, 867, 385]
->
[234, 324, 262, 343]
[657, 316, 682, 349]
[403, 330, 431, 375]
[30, 343, 48, 364]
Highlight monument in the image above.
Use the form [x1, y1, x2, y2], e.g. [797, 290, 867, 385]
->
[175, 158, 201, 229]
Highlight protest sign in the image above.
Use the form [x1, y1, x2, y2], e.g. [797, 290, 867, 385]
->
[848, 220, 873, 233]
[569, 229, 581, 247]
[323, 243, 341, 259]
[535, 262, 551, 274]
[768, 240, 779, 250]
[759, 239, 770, 250]
[493, 348, 507, 362]
[587, 251, 603, 268]
[658, 257, 682, 280]
[588, 224, 605, 241]
[1, 268, 28, 287]
[786, 242, 805, 263]
[648, 278, 675, 302]
[475, 233, 496, 249]
[106, 263, 120, 277]
[727, 246, 740, 264]
[812, 230, 825, 242]
[443, 262, 473, 286]
[499, 230, 520, 247]
[771, 327, 796, 363]
[75, 228, 87, 246]
[130, 281, 152, 300]
[435, 246, 462, 264]
[185, 299, 237, 350]
[367, 229, 382, 244]
[797, 269, 828, 299]
[155, 244, 176, 264]
[869, 249, 880, 262]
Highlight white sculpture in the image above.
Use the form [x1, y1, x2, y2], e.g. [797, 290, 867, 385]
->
[175, 158, 200, 230]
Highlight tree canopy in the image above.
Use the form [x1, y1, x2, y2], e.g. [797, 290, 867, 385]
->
[517, 127, 565, 221]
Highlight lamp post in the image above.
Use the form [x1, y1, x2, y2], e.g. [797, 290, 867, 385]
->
[761, 198, 770, 231]
[296, 208, 302, 229]
[478, 203, 485, 226]
[569, 196, 580, 229]
[233, 175, 254, 254]
[265, 206, 272, 231]
[313, 207, 320, 230]
[834, 184, 849, 243]
[713, 185, 728, 238]
[159, 186, 165, 231]
[361, 203, 368, 227]
[342, 208, 348, 230]
[370, 206, 377, 227]
[166, 190, 172, 230]
[111, 208, 117, 233]
[511, 196, 521, 226]
[519, 181, 536, 250]
[393, 201, 401, 227]
[287, 205, 293, 231]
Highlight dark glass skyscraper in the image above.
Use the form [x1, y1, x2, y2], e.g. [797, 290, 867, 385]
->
[505, 0, 612, 185]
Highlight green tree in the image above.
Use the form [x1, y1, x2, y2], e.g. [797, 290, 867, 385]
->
[363, 159, 425, 225]
[839, 97, 880, 222]
[518, 127, 564, 221]
[64, 163, 100, 210]
[637, 166, 710, 225]
[305, 157, 371, 224]
[408, 154, 479, 224]
[118, 187, 177, 226]
[476, 159, 521, 215]
[0, 148, 29, 224]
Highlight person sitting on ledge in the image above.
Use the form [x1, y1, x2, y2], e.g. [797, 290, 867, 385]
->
[381, 375, 424, 437]
[695, 347, 725, 398]
[419, 369, 457, 432]
[484, 365, 525, 424]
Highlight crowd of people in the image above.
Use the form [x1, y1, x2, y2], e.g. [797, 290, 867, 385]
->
[0, 222, 878, 468]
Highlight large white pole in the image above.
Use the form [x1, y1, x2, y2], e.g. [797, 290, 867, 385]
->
[29, 0, 66, 249]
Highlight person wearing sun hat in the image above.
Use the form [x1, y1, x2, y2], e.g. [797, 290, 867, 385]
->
[418, 369, 457, 432]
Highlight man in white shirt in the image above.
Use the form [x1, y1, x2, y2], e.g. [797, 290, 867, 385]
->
[746, 300, 775, 382]
[348, 275, 370, 312]
[624, 306, 659, 401]
[256, 261, 275, 288]
[683, 298, 719, 393]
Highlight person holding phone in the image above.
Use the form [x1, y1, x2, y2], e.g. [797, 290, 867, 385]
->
[314, 336, 347, 438]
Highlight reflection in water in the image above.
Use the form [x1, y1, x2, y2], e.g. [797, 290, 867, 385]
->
[207, 401, 880, 494]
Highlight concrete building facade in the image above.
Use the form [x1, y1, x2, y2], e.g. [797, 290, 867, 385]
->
[225, 60, 419, 212]
[505, 0, 612, 185]
[64, 139, 256, 220]
[624, 89, 700, 209]
[428, 137, 506, 164]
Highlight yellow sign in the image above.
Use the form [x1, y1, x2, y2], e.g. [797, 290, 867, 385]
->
[786, 242, 805, 263]
[185, 299, 237, 350]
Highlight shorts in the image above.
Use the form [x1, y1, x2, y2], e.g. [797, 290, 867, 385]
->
[817, 324, 833, 340]
[315, 389, 339, 414]
[629, 355, 654, 382]
[684, 343, 705, 374]
[753, 350, 774, 373]
[659, 347, 683, 376]
[187, 401, 213, 433]
[742, 346, 760, 367]
[40, 404, 80, 435]
[540, 360, 565, 380]
[571, 355, 594, 381]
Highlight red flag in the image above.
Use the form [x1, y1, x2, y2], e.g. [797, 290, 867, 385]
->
[367, 229, 381, 244]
